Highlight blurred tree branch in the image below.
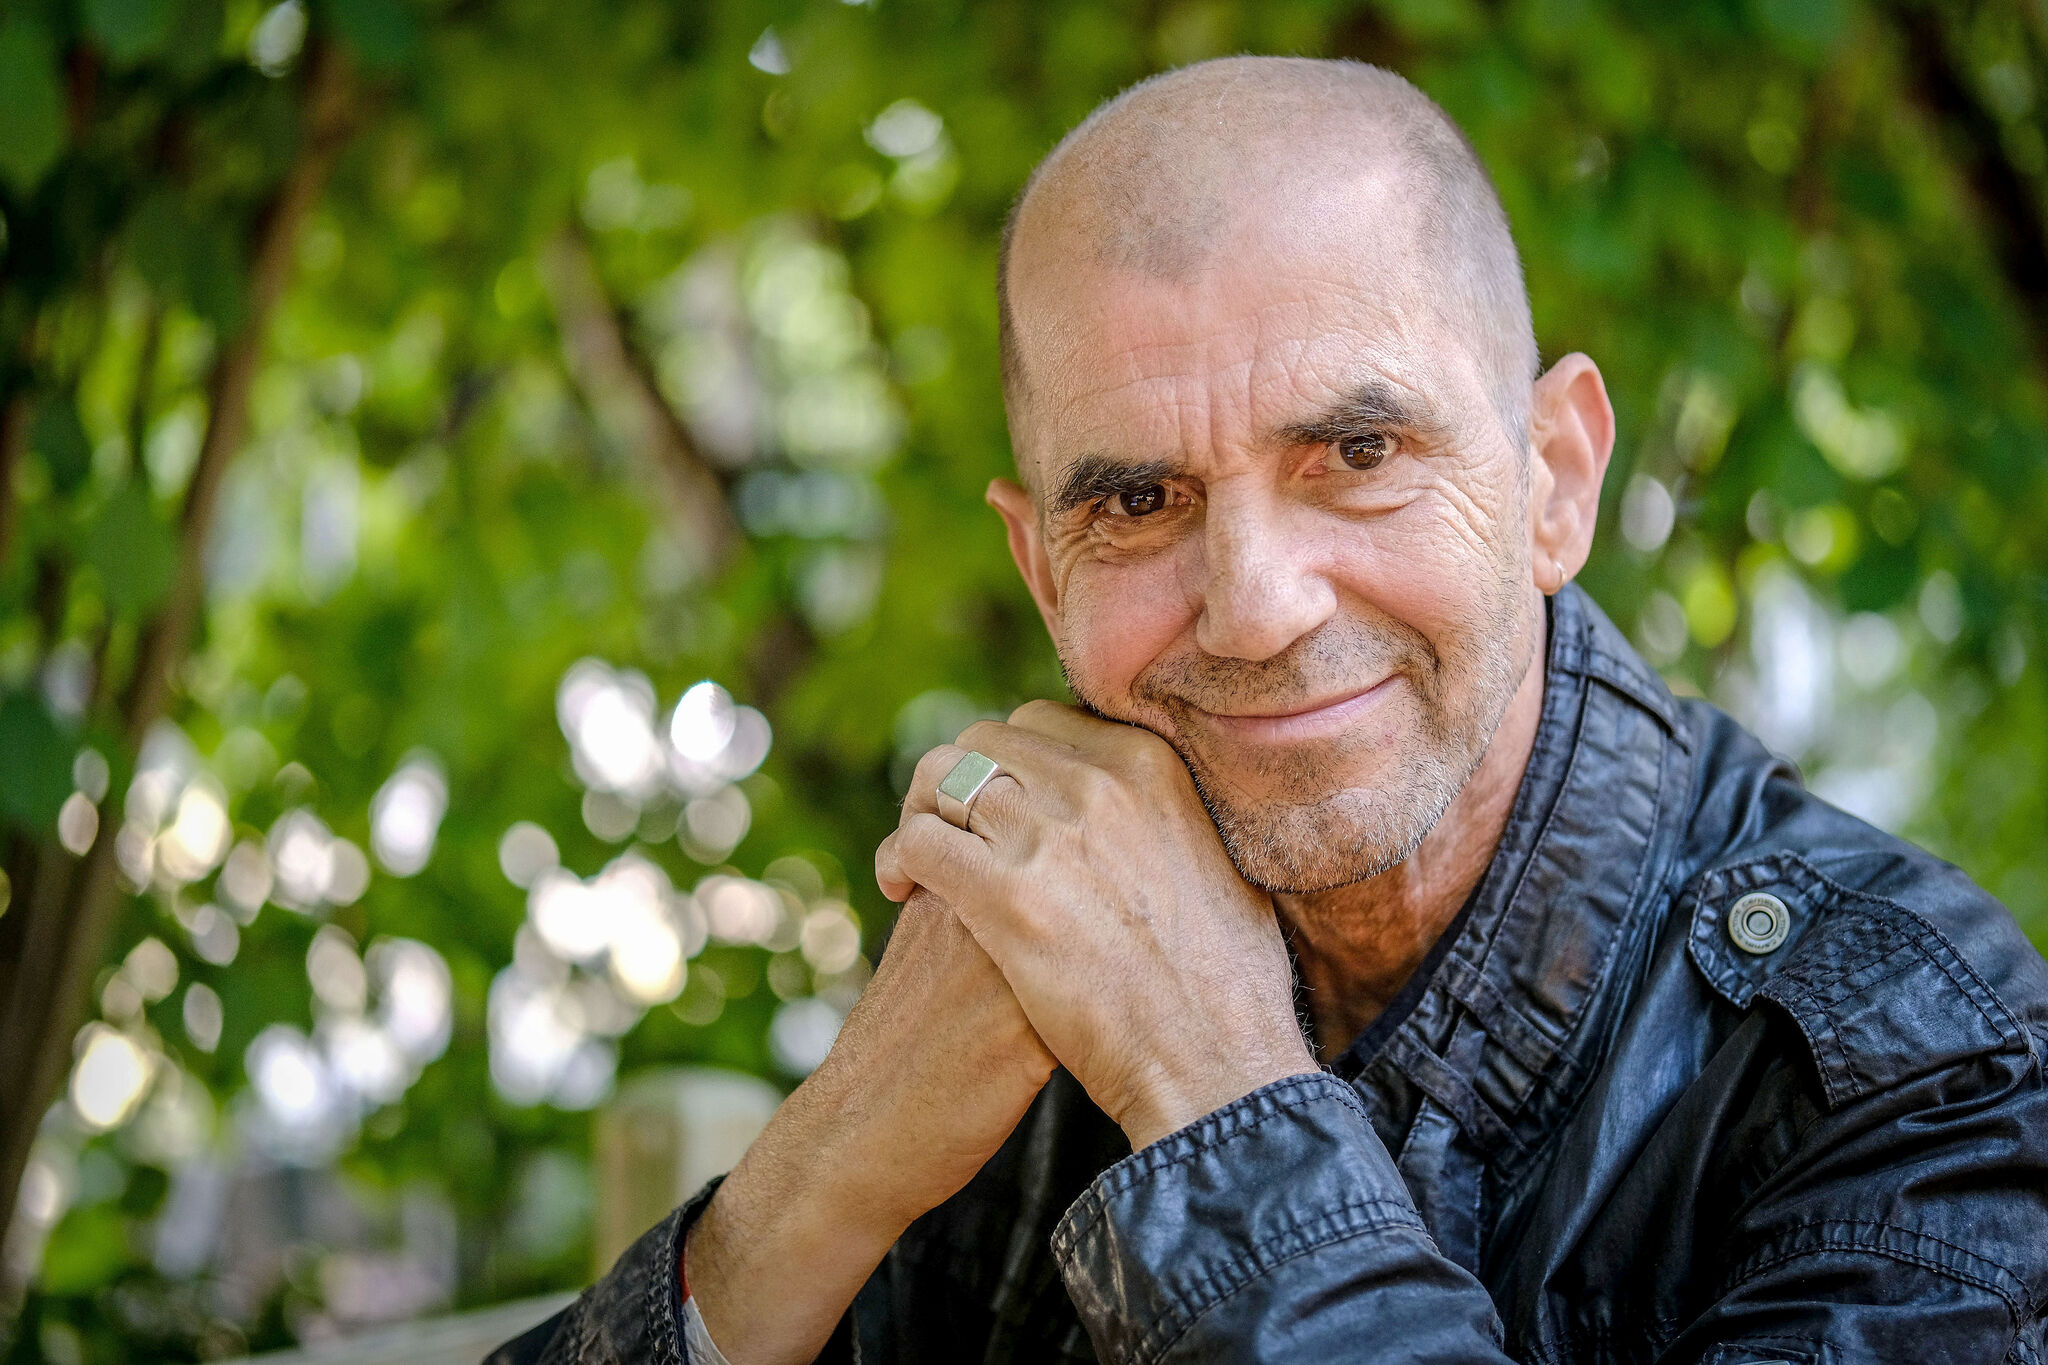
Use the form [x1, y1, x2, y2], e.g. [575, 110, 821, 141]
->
[0, 39, 360, 1249]
[0, 393, 27, 569]
[541, 223, 738, 576]
[1895, 1, 2048, 362]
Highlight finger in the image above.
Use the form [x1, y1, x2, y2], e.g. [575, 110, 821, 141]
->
[892, 812, 1005, 935]
[875, 829, 916, 902]
[910, 727, 1072, 807]
[900, 734, 1046, 838]
[1006, 699, 1186, 779]
[902, 742, 970, 819]
[877, 823, 993, 901]
[1005, 699, 1147, 754]
[954, 716, 1078, 772]
[901, 742, 1025, 836]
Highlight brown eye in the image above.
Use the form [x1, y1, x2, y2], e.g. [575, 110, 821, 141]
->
[1334, 433, 1387, 471]
[1110, 483, 1169, 516]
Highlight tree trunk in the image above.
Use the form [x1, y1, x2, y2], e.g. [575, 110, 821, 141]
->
[1895, 2, 2048, 365]
[0, 41, 358, 1253]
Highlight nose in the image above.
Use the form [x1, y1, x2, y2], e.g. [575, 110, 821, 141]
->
[1192, 492, 1336, 661]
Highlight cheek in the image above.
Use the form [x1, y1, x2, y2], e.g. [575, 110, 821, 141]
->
[1322, 481, 1526, 650]
[1054, 553, 1196, 707]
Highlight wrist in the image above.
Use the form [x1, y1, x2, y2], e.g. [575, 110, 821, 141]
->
[1114, 1046, 1319, 1151]
[686, 1076, 912, 1363]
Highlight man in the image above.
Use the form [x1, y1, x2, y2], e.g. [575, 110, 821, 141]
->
[499, 57, 2048, 1363]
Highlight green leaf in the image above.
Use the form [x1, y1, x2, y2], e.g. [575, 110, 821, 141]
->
[32, 396, 92, 497]
[1749, 0, 1851, 60]
[36, 1204, 129, 1296]
[85, 0, 177, 64]
[327, 0, 419, 69]
[128, 193, 191, 295]
[162, 0, 225, 77]
[128, 192, 248, 332]
[0, 691, 74, 829]
[82, 483, 179, 615]
[186, 216, 248, 333]
[0, 18, 64, 195]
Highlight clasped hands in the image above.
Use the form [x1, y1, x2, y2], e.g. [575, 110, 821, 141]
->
[876, 700, 1315, 1152]
[684, 702, 1315, 1363]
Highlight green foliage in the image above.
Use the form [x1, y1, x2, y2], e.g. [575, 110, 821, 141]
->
[83, 0, 179, 66]
[4, 0, 2048, 1358]
[31, 399, 91, 497]
[0, 18, 65, 195]
[325, 0, 417, 69]
[81, 483, 177, 614]
[128, 195, 247, 335]
[0, 692, 73, 827]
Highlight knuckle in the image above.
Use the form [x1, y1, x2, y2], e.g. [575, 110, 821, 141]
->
[900, 814, 960, 874]
[912, 744, 961, 792]
[1076, 766, 1124, 814]
[1009, 698, 1058, 725]
[1133, 737, 1182, 781]
[955, 719, 1005, 751]
[905, 811, 945, 848]
[892, 819, 932, 869]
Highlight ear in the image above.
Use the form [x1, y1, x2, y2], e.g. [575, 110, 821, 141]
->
[1527, 353, 1614, 595]
[986, 477, 1063, 643]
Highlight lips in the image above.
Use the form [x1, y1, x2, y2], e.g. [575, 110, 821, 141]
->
[1193, 674, 1399, 744]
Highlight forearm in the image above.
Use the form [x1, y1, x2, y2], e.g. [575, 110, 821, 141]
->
[686, 1077, 910, 1364]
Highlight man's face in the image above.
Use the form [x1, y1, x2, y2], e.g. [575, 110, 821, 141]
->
[1005, 207, 1542, 894]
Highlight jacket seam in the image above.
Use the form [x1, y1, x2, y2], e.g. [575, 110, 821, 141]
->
[1570, 634, 1683, 741]
[1129, 1199, 1436, 1365]
[1519, 1216, 2035, 1362]
[1719, 1218, 2030, 1326]
[1097, 1073, 1364, 1199]
[1055, 1075, 1366, 1252]
[1384, 1030, 1524, 1156]
[1496, 710, 1679, 1184]
[1464, 670, 1598, 1060]
[647, 1207, 685, 1365]
[1771, 866, 2022, 1047]
[1810, 950, 1926, 1100]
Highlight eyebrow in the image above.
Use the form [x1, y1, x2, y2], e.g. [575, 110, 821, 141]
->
[1271, 376, 1448, 449]
[1041, 378, 1446, 519]
[1047, 454, 1183, 518]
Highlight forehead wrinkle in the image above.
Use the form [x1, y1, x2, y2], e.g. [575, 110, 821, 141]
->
[1020, 265, 1487, 502]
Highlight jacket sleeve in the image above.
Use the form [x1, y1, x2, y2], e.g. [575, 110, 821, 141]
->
[1052, 1072, 1516, 1364]
[483, 1178, 724, 1365]
[1653, 1029, 2048, 1365]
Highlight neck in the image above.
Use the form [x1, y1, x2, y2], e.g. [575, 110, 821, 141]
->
[1278, 600, 1550, 1061]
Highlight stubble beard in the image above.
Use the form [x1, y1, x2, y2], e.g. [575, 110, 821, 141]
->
[1063, 572, 1533, 896]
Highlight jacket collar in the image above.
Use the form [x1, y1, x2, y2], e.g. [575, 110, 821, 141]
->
[1342, 585, 1695, 1168]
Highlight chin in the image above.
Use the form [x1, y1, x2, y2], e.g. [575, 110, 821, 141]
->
[1187, 760, 1467, 895]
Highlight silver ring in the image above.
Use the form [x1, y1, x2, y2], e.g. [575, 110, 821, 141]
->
[935, 751, 1005, 831]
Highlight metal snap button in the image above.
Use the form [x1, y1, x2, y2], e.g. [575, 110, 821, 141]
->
[1727, 892, 1791, 954]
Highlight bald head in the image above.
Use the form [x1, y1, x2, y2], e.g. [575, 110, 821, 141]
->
[999, 57, 1537, 462]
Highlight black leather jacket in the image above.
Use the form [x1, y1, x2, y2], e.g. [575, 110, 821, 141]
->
[495, 585, 2048, 1364]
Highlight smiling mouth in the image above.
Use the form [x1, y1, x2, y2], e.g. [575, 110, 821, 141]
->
[1193, 675, 1399, 742]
